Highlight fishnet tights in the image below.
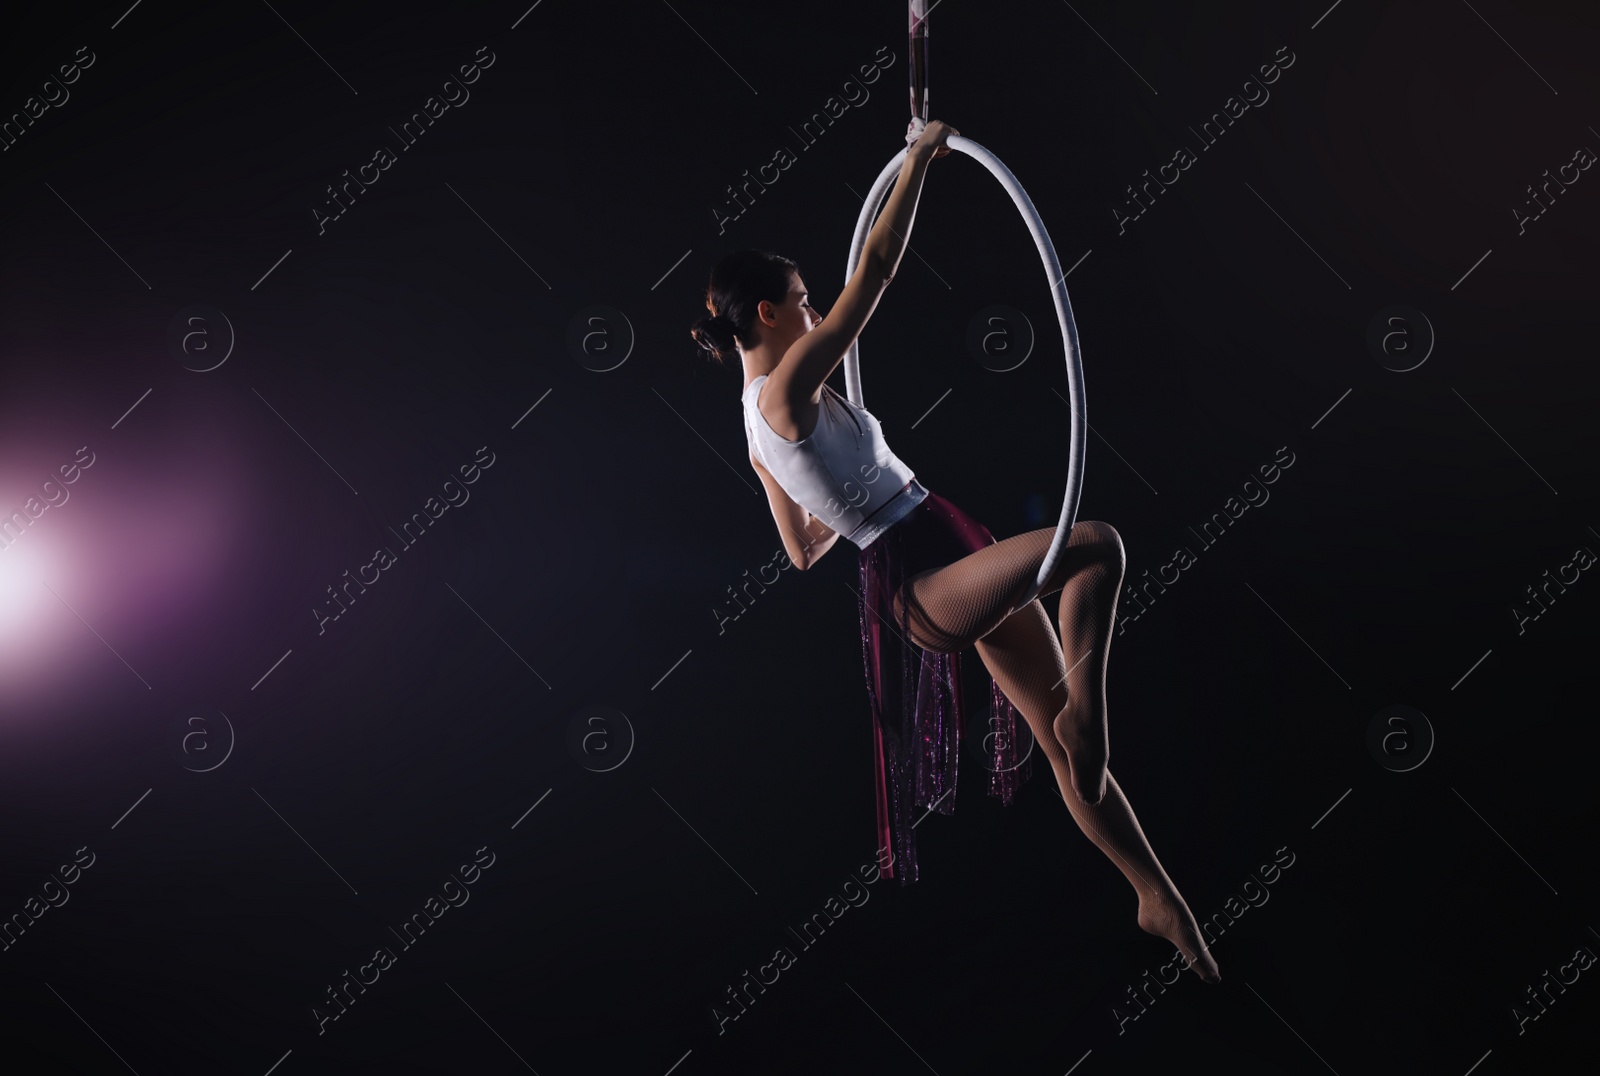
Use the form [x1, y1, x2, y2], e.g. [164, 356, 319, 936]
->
[891, 520, 1220, 982]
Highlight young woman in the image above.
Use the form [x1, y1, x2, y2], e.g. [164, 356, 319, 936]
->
[689, 120, 1220, 983]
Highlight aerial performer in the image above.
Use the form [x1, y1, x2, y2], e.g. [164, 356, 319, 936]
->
[687, 4, 1221, 985]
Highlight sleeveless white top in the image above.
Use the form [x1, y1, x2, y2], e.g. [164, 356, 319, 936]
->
[742, 374, 929, 549]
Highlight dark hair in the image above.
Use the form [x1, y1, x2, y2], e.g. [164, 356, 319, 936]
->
[689, 249, 802, 368]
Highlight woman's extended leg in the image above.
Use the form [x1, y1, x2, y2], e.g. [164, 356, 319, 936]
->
[894, 521, 1220, 982]
[973, 602, 1220, 982]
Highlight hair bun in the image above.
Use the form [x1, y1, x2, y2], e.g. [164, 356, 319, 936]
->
[694, 250, 800, 369]
[692, 311, 737, 362]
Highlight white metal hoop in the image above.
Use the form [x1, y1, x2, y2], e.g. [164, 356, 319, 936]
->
[842, 135, 1087, 607]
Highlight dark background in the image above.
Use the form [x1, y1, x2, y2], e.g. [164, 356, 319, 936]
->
[1, 1, 1596, 1073]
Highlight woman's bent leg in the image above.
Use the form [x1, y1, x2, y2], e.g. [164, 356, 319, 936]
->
[892, 521, 1112, 654]
[894, 519, 1123, 805]
[1050, 520, 1124, 807]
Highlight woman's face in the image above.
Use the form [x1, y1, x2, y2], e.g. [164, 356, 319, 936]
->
[759, 273, 823, 352]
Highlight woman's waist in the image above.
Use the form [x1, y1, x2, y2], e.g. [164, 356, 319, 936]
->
[844, 480, 934, 547]
[851, 481, 933, 551]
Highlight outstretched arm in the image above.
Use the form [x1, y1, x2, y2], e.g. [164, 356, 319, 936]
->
[860, 121, 949, 286]
[767, 121, 958, 412]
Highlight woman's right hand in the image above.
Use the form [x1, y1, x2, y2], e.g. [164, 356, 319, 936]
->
[913, 119, 959, 159]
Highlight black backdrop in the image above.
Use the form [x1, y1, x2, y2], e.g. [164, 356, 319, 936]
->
[1, 1, 1597, 1073]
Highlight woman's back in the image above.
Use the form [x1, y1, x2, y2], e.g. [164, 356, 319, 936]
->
[742, 374, 927, 549]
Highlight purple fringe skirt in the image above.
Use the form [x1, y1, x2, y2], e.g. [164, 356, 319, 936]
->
[857, 488, 1033, 885]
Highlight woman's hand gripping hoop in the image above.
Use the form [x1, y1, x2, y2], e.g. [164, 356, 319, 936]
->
[842, 133, 1088, 608]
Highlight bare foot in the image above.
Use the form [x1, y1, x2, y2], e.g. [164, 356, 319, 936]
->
[1137, 890, 1221, 984]
[1053, 698, 1107, 806]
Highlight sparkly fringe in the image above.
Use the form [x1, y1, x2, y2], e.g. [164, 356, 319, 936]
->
[858, 503, 1032, 887]
[986, 675, 1031, 805]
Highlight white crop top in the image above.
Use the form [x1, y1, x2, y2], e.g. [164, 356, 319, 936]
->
[742, 373, 929, 549]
